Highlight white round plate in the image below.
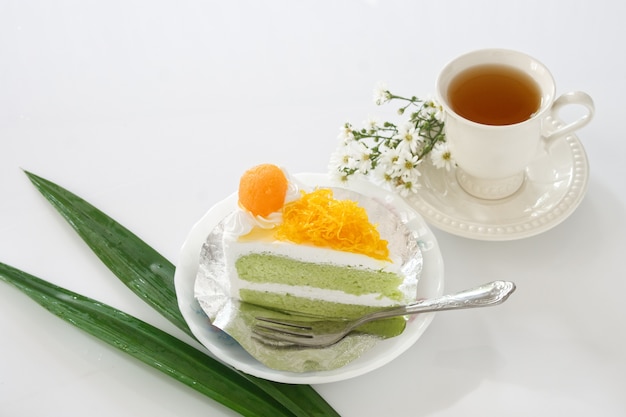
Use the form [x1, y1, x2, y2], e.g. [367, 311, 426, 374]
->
[174, 173, 444, 384]
[407, 119, 589, 241]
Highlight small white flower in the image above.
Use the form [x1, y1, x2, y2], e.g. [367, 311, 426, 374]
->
[422, 98, 444, 121]
[329, 147, 348, 172]
[362, 115, 379, 133]
[372, 163, 397, 187]
[328, 141, 359, 175]
[398, 153, 422, 183]
[329, 168, 351, 183]
[378, 144, 401, 169]
[373, 82, 391, 105]
[338, 123, 355, 143]
[396, 179, 420, 197]
[327, 151, 352, 183]
[350, 141, 373, 174]
[430, 142, 454, 171]
[393, 123, 422, 154]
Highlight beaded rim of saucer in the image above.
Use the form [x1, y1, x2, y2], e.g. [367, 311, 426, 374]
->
[405, 116, 589, 241]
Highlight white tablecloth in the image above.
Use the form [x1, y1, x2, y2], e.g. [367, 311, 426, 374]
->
[2, 1, 625, 416]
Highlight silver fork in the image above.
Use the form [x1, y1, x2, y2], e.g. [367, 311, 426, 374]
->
[252, 280, 516, 348]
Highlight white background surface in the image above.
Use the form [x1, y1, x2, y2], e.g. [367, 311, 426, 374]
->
[1, 1, 625, 416]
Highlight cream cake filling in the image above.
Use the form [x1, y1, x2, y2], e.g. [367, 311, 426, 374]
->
[237, 283, 407, 307]
[224, 230, 401, 272]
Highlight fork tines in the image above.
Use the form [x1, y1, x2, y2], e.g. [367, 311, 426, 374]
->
[255, 317, 314, 330]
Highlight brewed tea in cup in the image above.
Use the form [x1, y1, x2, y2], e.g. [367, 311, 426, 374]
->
[436, 49, 594, 200]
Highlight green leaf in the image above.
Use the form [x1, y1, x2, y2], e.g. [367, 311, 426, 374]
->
[23, 170, 340, 417]
[0, 262, 294, 417]
[25, 170, 191, 338]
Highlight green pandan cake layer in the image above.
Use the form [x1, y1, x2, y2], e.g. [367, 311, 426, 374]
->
[239, 289, 406, 338]
[235, 253, 404, 301]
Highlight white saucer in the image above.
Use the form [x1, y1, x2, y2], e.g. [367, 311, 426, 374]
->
[407, 120, 589, 241]
[174, 174, 444, 384]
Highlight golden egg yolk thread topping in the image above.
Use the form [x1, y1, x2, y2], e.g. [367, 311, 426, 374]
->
[275, 188, 390, 261]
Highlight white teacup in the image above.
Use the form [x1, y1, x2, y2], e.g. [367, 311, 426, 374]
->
[436, 48, 594, 200]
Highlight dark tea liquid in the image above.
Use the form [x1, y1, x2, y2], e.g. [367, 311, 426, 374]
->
[448, 64, 541, 125]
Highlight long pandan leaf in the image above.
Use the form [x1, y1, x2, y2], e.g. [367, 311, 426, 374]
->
[23, 170, 340, 417]
[25, 170, 190, 337]
[0, 262, 294, 417]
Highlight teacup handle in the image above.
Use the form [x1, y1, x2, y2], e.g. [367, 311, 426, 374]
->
[544, 91, 595, 140]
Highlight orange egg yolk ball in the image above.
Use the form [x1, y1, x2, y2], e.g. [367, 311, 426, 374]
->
[238, 164, 288, 217]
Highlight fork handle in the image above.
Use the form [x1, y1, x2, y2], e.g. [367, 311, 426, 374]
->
[356, 280, 516, 326]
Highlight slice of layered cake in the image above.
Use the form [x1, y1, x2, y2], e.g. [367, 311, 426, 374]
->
[221, 163, 419, 337]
